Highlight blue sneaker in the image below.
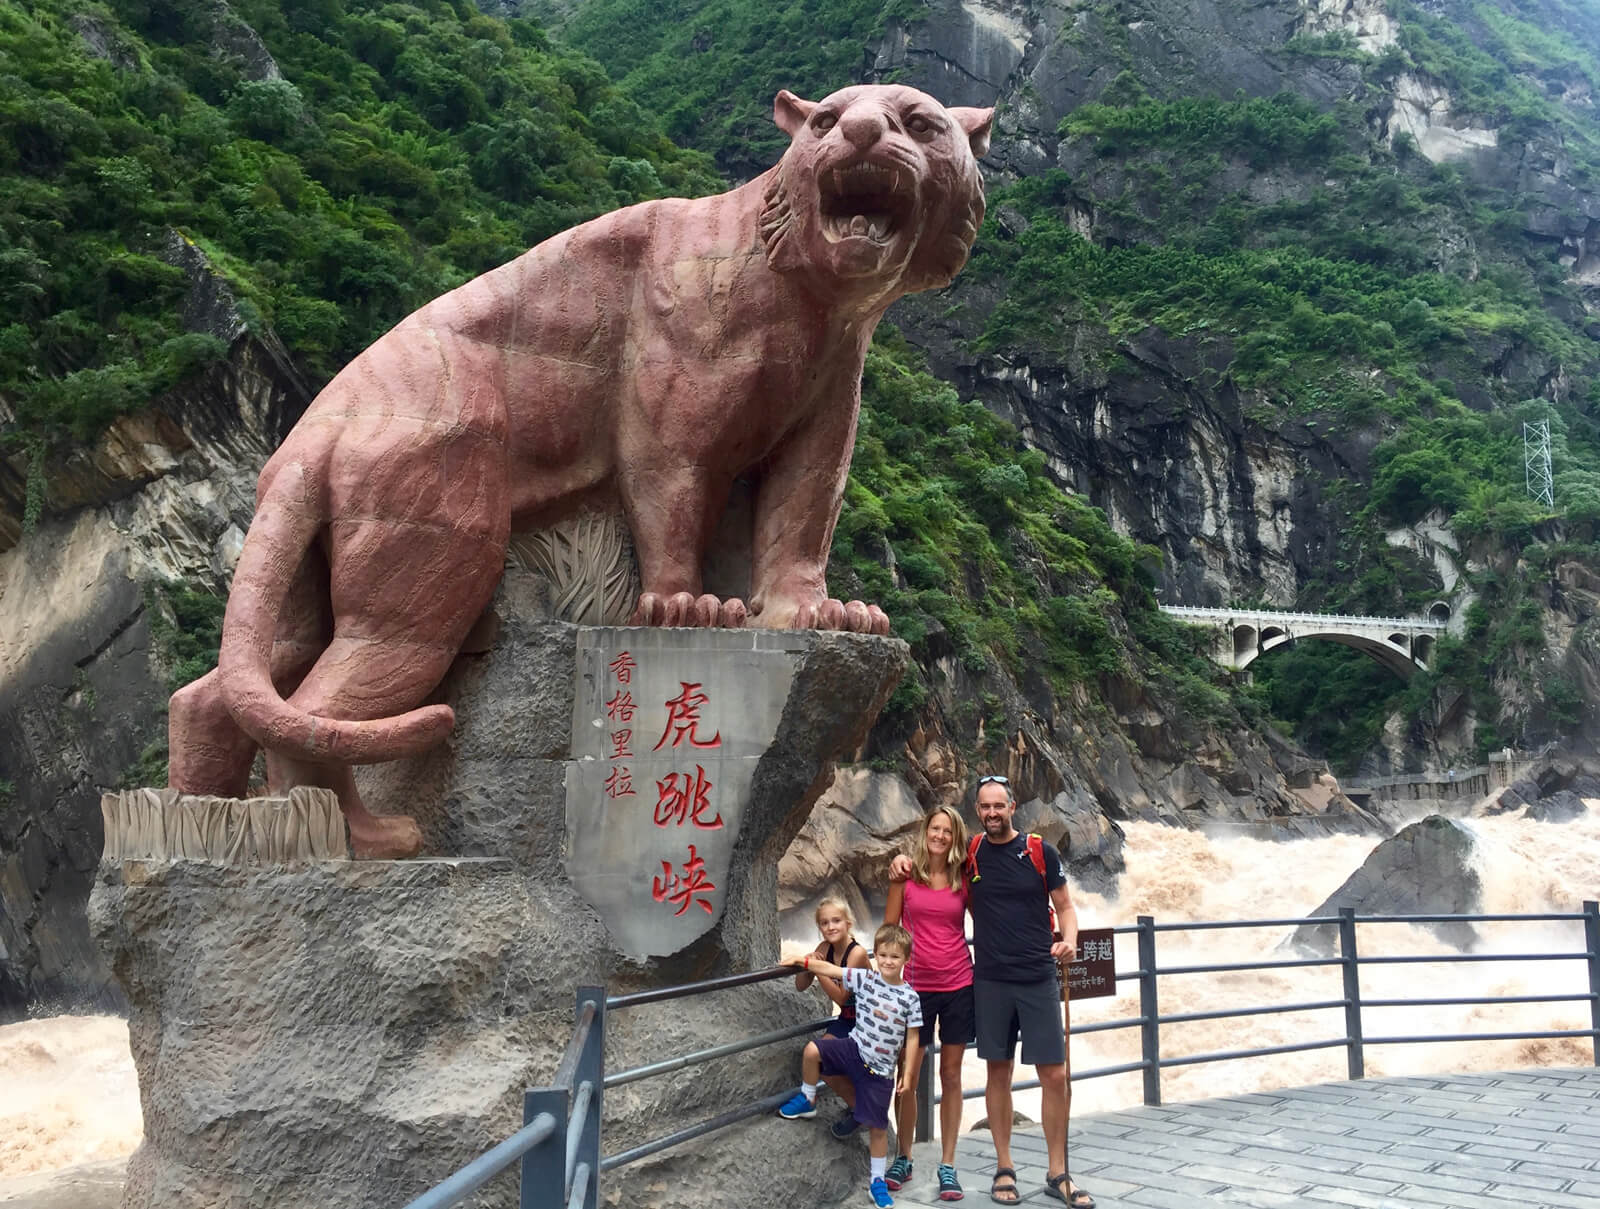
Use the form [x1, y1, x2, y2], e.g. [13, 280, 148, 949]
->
[777, 1091, 816, 1119]
[830, 1115, 861, 1139]
[868, 1177, 894, 1208]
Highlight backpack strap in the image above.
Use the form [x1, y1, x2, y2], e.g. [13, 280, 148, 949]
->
[964, 834, 984, 882]
[1026, 834, 1047, 879]
[1027, 834, 1061, 939]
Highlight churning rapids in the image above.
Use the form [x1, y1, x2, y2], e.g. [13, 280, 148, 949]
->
[4, 812, 1598, 1178]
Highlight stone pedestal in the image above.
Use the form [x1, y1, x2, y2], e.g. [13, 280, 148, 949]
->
[94, 581, 908, 1209]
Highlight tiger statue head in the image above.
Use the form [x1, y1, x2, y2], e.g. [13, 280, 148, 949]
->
[759, 84, 993, 307]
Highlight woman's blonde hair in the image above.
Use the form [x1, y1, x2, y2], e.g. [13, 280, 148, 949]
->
[814, 896, 856, 931]
[910, 806, 968, 886]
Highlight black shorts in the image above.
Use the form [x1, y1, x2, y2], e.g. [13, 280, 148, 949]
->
[916, 984, 976, 1048]
[973, 976, 1066, 1066]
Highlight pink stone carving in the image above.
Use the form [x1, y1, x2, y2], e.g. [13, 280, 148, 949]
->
[168, 85, 992, 858]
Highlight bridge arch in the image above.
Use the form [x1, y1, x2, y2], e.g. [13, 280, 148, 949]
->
[1236, 627, 1424, 678]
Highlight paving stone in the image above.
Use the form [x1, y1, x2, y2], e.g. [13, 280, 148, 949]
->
[830, 1069, 1600, 1209]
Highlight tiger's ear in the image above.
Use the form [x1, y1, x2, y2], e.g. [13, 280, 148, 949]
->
[950, 106, 994, 158]
[774, 90, 816, 138]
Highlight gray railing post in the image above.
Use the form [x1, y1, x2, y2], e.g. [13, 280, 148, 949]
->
[572, 987, 605, 1209]
[914, 1045, 935, 1143]
[1338, 907, 1365, 1080]
[1137, 916, 1160, 1106]
[1585, 901, 1600, 1067]
[521, 1088, 567, 1209]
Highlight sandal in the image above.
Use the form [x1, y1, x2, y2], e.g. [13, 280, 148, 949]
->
[989, 1167, 1019, 1205]
[1045, 1172, 1095, 1209]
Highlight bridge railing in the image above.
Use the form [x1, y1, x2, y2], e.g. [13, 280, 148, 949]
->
[404, 905, 1600, 1203]
[1159, 604, 1449, 630]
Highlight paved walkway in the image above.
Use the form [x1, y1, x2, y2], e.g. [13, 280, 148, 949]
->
[873, 1068, 1600, 1208]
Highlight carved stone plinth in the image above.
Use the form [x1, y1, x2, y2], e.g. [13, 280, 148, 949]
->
[95, 576, 908, 1209]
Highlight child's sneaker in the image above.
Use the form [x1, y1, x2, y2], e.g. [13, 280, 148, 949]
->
[936, 1164, 964, 1201]
[777, 1091, 816, 1119]
[884, 1156, 913, 1190]
[868, 1177, 894, 1208]
[830, 1115, 861, 1139]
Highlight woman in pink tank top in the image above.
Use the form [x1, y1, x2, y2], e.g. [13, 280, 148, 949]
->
[882, 806, 973, 1200]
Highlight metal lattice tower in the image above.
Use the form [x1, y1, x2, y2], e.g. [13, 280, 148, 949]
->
[1525, 419, 1554, 508]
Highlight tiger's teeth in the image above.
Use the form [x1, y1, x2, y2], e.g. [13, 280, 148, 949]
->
[850, 215, 869, 235]
[868, 218, 886, 240]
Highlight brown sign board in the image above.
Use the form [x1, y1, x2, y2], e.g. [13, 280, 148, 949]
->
[1063, 927, 1116, 1000]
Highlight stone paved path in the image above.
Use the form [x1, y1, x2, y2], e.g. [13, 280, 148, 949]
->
[860, 1068, 1600, 1208]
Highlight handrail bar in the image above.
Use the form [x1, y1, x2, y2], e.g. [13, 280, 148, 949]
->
[599, 1090, 792, 1171]
[566, 1163, 589, 1209]
[552, 1001, 597, 1090]
[1068, 1015, 1145, 1036]
[1363, 993, 1597, 1009]
[1156, 998, 1348, 1026]
[1351, 912, 1590, 924]
[400, 1112, 557, 1209]
[1354, 951, 1591, 966]
[604, 1017, 832, 1088]
[1149, 916, 1340, 932]
[1158, 1036, 1349, 1069]
[1154, 956, 1342, 976]
[564, 1081, 593, 1196]
[606, 965, 792, 1010]
[1366, 1029, 1600, 1045]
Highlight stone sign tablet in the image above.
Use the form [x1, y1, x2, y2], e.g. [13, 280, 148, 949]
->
[565, 628, 799, 958]
[1064, 927, 1116, 1000]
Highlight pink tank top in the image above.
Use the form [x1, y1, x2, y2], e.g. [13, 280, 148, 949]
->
[902, 877, 972, 992]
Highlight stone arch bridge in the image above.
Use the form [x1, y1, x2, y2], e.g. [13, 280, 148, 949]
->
[1160, 604, 1451, 678]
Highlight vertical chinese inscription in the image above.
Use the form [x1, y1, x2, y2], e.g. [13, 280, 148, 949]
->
[604, 652, 637, 799]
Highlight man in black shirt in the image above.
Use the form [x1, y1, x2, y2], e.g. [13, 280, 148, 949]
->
[967, 775, 1089, 1208]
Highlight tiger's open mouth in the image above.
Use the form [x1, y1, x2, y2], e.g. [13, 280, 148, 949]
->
[818, 162, 916, 245]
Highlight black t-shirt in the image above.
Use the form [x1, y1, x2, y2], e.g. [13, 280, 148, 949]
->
[968, 834, 1066, 983]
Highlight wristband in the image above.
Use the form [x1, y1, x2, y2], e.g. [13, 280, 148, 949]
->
[803, 955, 811, 970]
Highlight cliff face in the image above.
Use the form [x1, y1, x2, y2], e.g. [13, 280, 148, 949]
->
[0, 245, 308, 1014]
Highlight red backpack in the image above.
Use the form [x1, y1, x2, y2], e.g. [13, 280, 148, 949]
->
[964, 832, 1059, 937]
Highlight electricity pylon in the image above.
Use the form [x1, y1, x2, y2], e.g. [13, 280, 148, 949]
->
[1525, 419, 1554, 509]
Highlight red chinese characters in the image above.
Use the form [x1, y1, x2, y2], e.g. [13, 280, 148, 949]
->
[652, 844, 716, 916]
[653, 682, 722, 751]
[653, 765, 723, 829]
[603, 650, 636, 797]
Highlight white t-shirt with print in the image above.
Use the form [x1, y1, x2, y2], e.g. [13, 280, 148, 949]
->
[841, 967, 923, 1077]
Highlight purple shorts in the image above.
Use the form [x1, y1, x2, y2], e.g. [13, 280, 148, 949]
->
[815, 1035, 894, 1130]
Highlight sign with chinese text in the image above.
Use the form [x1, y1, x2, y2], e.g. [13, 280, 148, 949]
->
[1063, 928, 1115, 1001]
[565, 628, 798, 958]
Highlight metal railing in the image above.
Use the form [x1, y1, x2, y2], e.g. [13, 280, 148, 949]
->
[401, 966, 828, 1209]
[1160, 604, 1448, 630]
[404, 903, 1600, 1201]
[916, 900, 1600, 1131]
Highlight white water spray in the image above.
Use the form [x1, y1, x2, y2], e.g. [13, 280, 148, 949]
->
[4, 811, 1597, 1178]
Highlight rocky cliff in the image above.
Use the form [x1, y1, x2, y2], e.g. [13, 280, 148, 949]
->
[0, 243, 308, 1013]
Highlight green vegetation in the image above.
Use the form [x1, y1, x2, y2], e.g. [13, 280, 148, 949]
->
[970, 70, 1600, 758]
[540, 0, 917, 171]
[1, 0, 717, 499]
[834, 331, 1255, 739]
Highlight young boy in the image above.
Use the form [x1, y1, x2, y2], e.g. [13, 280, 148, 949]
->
[779, 923, 924, 1208]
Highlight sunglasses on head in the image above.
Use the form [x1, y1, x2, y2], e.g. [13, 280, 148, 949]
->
[976, 774, 1010, 786]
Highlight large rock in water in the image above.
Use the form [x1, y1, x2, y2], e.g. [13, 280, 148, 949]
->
[1287, 815, 1482, 954]
[92, 582, 907, 1209]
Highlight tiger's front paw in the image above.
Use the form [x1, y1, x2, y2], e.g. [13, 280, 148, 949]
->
[631, 592, 749, 628]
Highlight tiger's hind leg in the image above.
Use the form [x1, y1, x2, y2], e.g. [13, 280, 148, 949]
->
[263, 499, 510, 859]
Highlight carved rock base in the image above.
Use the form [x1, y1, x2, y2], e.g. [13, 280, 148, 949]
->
[100, 787, 346, 863]
[94, 579, 907, 1209]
